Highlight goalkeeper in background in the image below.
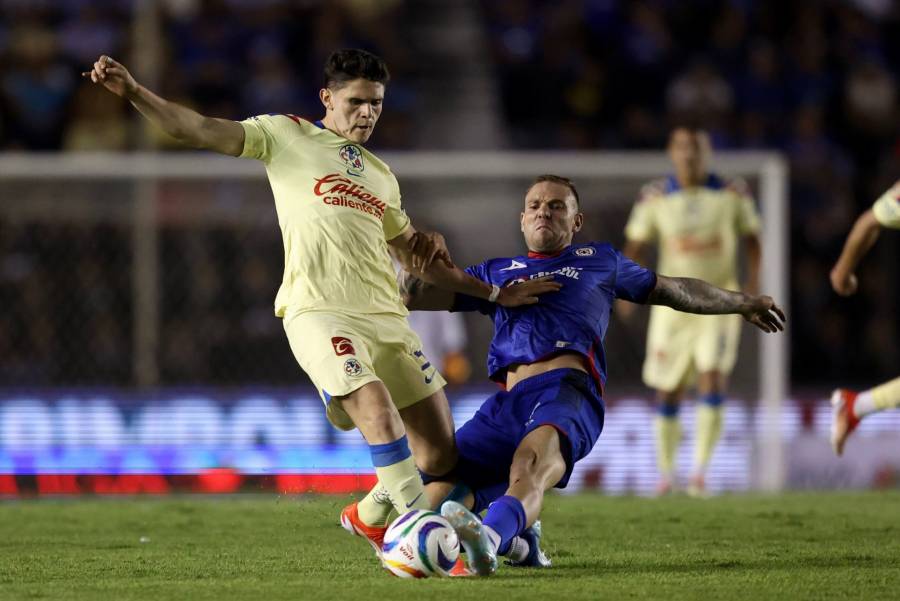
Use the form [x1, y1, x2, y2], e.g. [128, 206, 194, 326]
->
[829, 181, 900, 456]
[622, 127, 762, 496]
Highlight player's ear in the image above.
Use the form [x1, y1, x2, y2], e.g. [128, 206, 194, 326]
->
[572, 212, 584, 233]
[319, 88, 332, 111]
[520, 211, 526, 232]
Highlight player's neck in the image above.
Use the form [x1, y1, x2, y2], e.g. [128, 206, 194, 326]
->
[527, 246, 567, 259]
[676, 172, 704, 189]
[319, 116, 353, 142]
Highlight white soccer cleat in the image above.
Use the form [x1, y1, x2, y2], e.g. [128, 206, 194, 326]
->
[440, 500, 498, 577]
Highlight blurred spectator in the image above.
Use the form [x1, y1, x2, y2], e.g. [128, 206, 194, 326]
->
[63, 82, 131, 150]
[0, 24, 74, 149]
[57, 3, 125, 66]
[665, 59, 735, 141]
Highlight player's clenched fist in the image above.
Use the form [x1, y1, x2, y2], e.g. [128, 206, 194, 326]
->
[407, 231, 453, 272]
[829, 268, 858, 297]
[81, 55, 138, 99]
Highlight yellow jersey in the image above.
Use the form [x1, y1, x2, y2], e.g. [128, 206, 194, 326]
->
[872, 181, 900, 229]
[240, 114, 410, 317]
[625, 174, 761, 289]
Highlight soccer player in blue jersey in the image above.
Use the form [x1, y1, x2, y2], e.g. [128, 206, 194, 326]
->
[399, 174, 785, 576]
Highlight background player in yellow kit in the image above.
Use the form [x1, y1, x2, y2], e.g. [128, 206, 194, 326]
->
[623, 127, 762, 496]
[83, 50, 557, 547]
[829, 181, 900, 456]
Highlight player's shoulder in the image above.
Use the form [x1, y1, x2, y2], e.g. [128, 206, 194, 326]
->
[873, 180, 900, 228]
[717, 174, 753, 200]
[880, 179, 900, 197]
[570, 242, 618, 261]
[246, 113, 318, 137]
[637, 177, 670, 203]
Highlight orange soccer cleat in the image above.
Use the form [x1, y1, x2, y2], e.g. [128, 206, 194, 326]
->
[340, 502, 388, 559]
[830, 389, 861, 457]
[449, 557, 472, 577]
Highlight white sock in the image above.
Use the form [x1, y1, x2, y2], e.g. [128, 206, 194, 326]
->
[483, 524, 501, 554]
[505, 535, 531, 561]
[853, 390, 876, 418]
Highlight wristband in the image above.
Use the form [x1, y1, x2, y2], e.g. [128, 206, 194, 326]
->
[488, 284, 501, 303]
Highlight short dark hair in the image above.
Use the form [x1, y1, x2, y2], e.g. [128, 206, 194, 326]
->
[529, 174, 580, 208]
[324, 49, 390, 89]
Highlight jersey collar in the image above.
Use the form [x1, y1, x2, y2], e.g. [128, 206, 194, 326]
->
[527, 247, 567, 259]
[665, 173, 724, 193]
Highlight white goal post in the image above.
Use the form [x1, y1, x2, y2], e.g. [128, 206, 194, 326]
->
[0, 151, 789, 491]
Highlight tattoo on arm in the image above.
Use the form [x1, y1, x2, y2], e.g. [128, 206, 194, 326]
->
[397, 269, 457, 311]
[648, 276, 748, 315]
[398, 270, 429, 300]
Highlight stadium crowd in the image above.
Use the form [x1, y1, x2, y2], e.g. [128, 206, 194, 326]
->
[0, 0, 898, 387]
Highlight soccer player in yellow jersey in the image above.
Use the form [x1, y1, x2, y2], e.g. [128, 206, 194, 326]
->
[829, 181, 900, 456]
[623, 127, 762, 496]
[84, 50, 557, 549]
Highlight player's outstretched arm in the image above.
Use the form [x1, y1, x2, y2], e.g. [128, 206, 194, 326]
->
[648, 275, 786, 333]
[830, 209, 881, 297]
[83, 55, 244, 156]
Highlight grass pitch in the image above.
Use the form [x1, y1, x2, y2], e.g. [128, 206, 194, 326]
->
[1, 491, 898, 600]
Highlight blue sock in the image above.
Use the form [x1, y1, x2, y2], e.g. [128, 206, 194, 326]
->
[368, 435, 411, 467]
[483, 495, 527, 555]
[658, 402, 679, 417]
[702, 392, 724, 407]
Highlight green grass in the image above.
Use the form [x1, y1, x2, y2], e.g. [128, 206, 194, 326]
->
[1, 492, 898, 600]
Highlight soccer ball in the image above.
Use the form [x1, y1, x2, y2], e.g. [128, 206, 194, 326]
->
[381, 509, 460, 578]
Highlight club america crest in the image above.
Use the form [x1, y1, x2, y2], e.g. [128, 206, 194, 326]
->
[344, 358, 363, 377]
[339, 144, 365, 176]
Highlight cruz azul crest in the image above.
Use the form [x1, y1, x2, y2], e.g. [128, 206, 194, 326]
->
[339, 144, 365, 176]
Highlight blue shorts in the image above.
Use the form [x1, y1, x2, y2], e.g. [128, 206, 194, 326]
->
[454, 368, 605, 491]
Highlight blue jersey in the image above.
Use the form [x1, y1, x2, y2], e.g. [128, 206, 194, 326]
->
[452, 242, 657, 391]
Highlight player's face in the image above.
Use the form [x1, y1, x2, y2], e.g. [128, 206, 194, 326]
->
[320, 79, 385, 144]
[668, 129, 710, 184]
[520, 181, 583, 253]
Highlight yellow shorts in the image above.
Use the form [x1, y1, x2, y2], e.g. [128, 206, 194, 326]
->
[642, 306, 742, 392]
[282, 310, 446, 430]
